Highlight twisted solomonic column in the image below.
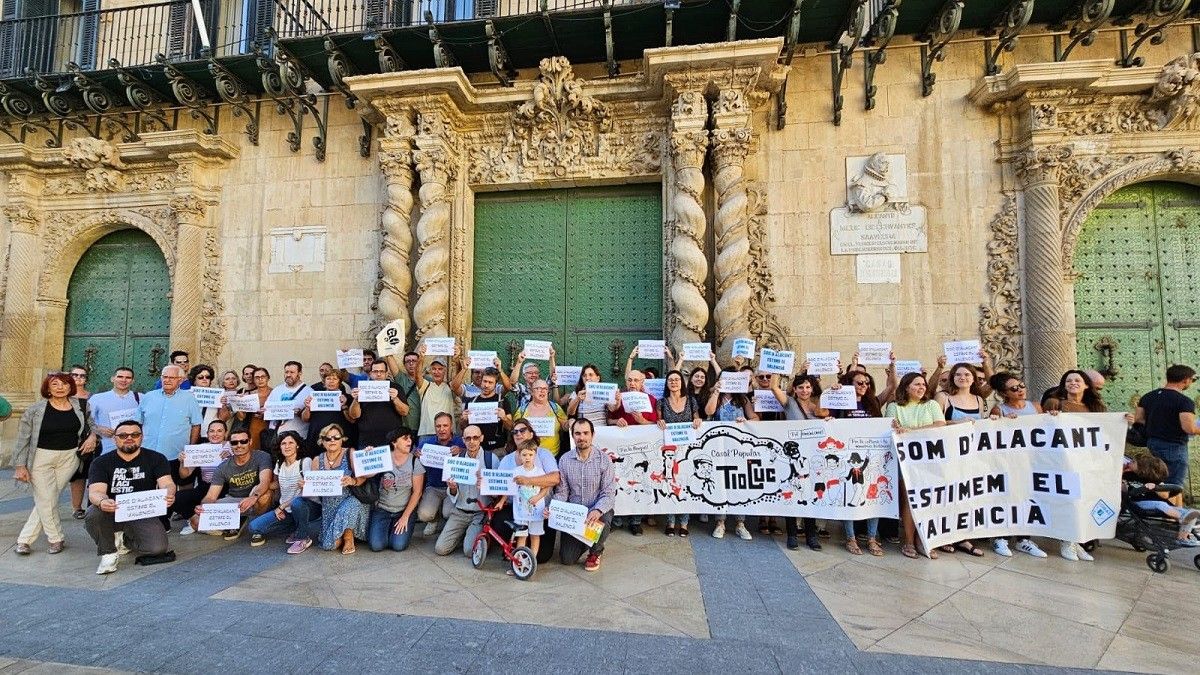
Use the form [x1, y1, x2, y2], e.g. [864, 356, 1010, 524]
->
[710, 126, 753, 357]
[668, 89, 710, 347]
[412, 144, 454, 341]
[376, 113, 416, 326]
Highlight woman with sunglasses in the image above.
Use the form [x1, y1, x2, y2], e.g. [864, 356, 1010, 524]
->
[512, 379, 568, 456]
[303, 424, 372, 554]
[66, 365, 94, 520]
[831, 372, 886, 556]
[188, 364, 221, 432]
[983, 372, 1048, 558]
[222, 367, 272, 450]
[884, 372, 946, 559]
[498, 418, 561, 564]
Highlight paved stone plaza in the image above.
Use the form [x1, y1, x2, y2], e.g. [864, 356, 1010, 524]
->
[0, 470, 1193, 674]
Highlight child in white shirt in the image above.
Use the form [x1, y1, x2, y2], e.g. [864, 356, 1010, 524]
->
[511, 441, 551, 561]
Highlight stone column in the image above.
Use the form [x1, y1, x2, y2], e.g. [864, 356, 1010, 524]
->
[376, 108, 416, 328]
[411, 110, 456, 341]
[168, 195, 210, 360]
[0, 205, 44, 393]
[667, 90, 710, 348]
[1016, 145, 1076, 395]
[709, 88, 754, 359]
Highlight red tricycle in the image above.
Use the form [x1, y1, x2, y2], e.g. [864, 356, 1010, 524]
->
[469, 499, 537, 580]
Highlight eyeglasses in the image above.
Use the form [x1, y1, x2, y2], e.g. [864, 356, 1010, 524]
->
[70, 372, 87, 378]
[532, 387, 549, 392]
[513, 428, 531, 435]
[196, 374, 212, 379]
[1007, 384, 1027, 392]
[853, 380, 870, 386]
[254, 375, 268, 380]
[463, 435, 483, 440]
[230, 438, 250, 445]
[321, 435, 343, 442]
[114, 432, 142, 439]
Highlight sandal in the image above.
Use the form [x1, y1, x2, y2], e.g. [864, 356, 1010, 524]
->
[926, 547, 939, 559]
[759, 520, 771, 535]
[954, 541, 984, 557]
[340, 531, 356, 556]
[678, 527, 689, 538]
[846, 540, 863, 555]
[940, 544, 956, 554]
[770, 523, 785, 535]
[901, 544, 918, 559]
[867, 539, 884, 557]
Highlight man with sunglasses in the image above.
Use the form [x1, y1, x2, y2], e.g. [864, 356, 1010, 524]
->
[434, 424, 496, 557]
[85, 420, 174, 575]
[194, 429, 273, 541]
[384, 350, 424, 433]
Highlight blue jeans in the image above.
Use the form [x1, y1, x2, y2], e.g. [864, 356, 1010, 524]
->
[367, 508, 417, 552]
[666, 513, 690, 527]
[249, 497, 321, 541]
[1147, 438, 1190, 486]
[843, 518, 879, 539]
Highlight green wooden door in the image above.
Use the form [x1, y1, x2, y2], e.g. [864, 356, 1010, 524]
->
[63, 230, 171, 392]
[473, 186, 663, 378]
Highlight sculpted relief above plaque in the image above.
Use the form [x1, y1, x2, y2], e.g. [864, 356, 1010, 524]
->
[830, 152, 927, 255]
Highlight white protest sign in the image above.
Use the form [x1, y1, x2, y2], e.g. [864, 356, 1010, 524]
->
[805, 352, 841, 375]
[857, 342, 892, 366]
[643, 379, 665, 399]
[555, 366, 582, 388]
[191, 387, 224, 408]
[376, 318, 406, 357]
[182, 443, 224, 468]
[753, 389, 784, 413]
[197, 503, 241, 531]
[357, 380, 390, 403]
[310, 390, 342, 412]
[719, 371, 751, 393]
[621, 391, 653, 414]
[943, 339, 983, 365]
[352, 445, 394, 477]
[480, 469, 518, 496]
[548, 499, 603, 545]
[108, 408, 139, 427]
[115, 489, 167, 523]
[637, 339, 666, 359]
[759, 348, 796, 375]
[682, 343, 712, 362]
[423, 337, 456, 356]
[443, 456, 479, 484]
[895, 360, 923, 376]
[820, 387, 858, 410]
[263, 403, 295, 421]
[526, 415, 558, 439]
[731, 338, 756, 359]
[419, 444, 453, 469]
[664, 422, 698, 446]
[336, 349, 364, 369]
[230, 394, 261, 413]
[468, 350, 497, 370]
[301, 470, 344, 497]
[468, 401, 499, 425]
[586, 382, 618, 404]
[523, 340, 552, 360]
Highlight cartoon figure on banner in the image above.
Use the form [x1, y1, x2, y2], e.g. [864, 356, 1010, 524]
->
[687, 457, 717, 499]
[784, 454, 812, 505]
[812, 454, 843, 505]
[605, 442, 672, 508]
[844, 452, 869, 507]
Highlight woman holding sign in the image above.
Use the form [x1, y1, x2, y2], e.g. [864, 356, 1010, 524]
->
[565, 365, 612, 428]
[771, 374, 828, 549]
[188, 365, 221, 431]
[512, 380, 568, 456]
[302, 370, 354, 457]
[832, 372, 886, 556]
[222, 368, 272, 450]
[929, 364, 989, 557]
[657, 370, 702, 536]
[884, 372, 946, 559]
[705, 366, 758, 541]
[306, 424, 371, 554]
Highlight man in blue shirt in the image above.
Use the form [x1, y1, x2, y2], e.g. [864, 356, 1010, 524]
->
[416, 411, 464, 536]
[88, 367, 141, 454]
[138, 365, 202, 478]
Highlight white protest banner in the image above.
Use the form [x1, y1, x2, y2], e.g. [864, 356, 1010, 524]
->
[357, 380, 390, 403]
[548, 499, 603, 545]
[182, 443, 224, 468]
[637, 339, 666, 359]
[943, 339, 982, 365]
[263, 403, 295, 421]
[643, 378, 665, 399]
[108, 408, 139, 427]
[352, 446, 394, 477]
[419, 444, 453, 470]
[480, 469, 517, 496]
[115, 489, 167, 523]
[719, 371, 751, 393]
[820, 387, 857, 411]
[682, 343, 712, 362]
[526, 415, 558, 439]
[593, 419, 899, 519]
[443, 456, 479, 484]
[191, 386, 224, 408]
[424, 337, 456, 356]
[586, 382, 618, 404]
[336, 348, 364, 369]
[759, 348, 796, 375]
[468, 401, 499, 425]
[376, 318, 406, 357]
[198, 503, 241, 532]
[523, 340, 552, 360]
[896, 413, 1127, 553]
[302, 470, 344, 497]
[230, 394, 261, 413]
[895, 360, 922, 376]
[805, 352, 840, 375]
[468, 350, 497, 370]
[555, 366, 582, 388]
[310, 390, 342, 412]
[731, 338, 756, 360]
[621, 391, 653, 414]
[753, 389, 784, 413]
[857, 342, 892, 366]
[664, 422, 698, 446]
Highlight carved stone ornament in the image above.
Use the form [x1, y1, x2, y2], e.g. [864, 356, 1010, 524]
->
[1146, 52, 1200, 130]
[847, 152, 904, 213]
[200, 229, 227, 363]
[1013, 144, 1072, 185]
[978, 194, 1022, 373]
[1055, 53, 1200, 136]
[38, 208, 177, 298]
[58, 138, 127, 192]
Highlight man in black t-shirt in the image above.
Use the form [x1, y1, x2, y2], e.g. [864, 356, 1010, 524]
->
[85, 420, 174, 575]
[456, 368, 512, 452]
[347, 361, 408, 447]
[1136, 364, 1200, 487]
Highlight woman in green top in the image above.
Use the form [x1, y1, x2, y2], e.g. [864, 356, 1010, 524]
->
[884, 372, 945, 559]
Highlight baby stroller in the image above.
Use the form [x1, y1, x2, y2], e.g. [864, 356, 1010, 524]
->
[1114, 483, 1200, 574]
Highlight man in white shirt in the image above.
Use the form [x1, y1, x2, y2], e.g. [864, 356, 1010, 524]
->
[267, 361, 312, 437]
[88, 367, 140, 454]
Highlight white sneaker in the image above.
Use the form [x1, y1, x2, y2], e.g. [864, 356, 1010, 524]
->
[180, 523, 195, 536]
[1059, 541, 1079, 561]
[115, 533, 130, 556]
[712, 523, 725, 539]
[1074, 543, 1094, 562]
[423, 521, 441, 537]
[734, 523, 753, 541]
[993, 539, 1013, 557]
[1015, 539, 1047, 558]
[96, 553, 118, 575]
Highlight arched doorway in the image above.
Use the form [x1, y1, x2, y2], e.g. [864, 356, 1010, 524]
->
[63, 229, 171, 392]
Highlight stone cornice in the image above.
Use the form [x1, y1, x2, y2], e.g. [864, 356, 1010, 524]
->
[969, 59, 1166, 107]
[0, 129, 238, 169]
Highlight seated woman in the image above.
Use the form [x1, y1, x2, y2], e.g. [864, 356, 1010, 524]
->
[367, 427, 425, 552]
[247, 431, 320, 552]
[1126, 456, 1200, 546]
[307, 423, 372, 554]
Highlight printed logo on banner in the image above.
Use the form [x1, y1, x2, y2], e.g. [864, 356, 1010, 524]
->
[1091, 499, 1116, 526]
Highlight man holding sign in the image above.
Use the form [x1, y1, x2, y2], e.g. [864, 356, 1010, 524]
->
[553, 419, 615, 572]
[434, 426, 497, 557]
[194, 429, 273, 542]
[85, 420, 175, 575]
